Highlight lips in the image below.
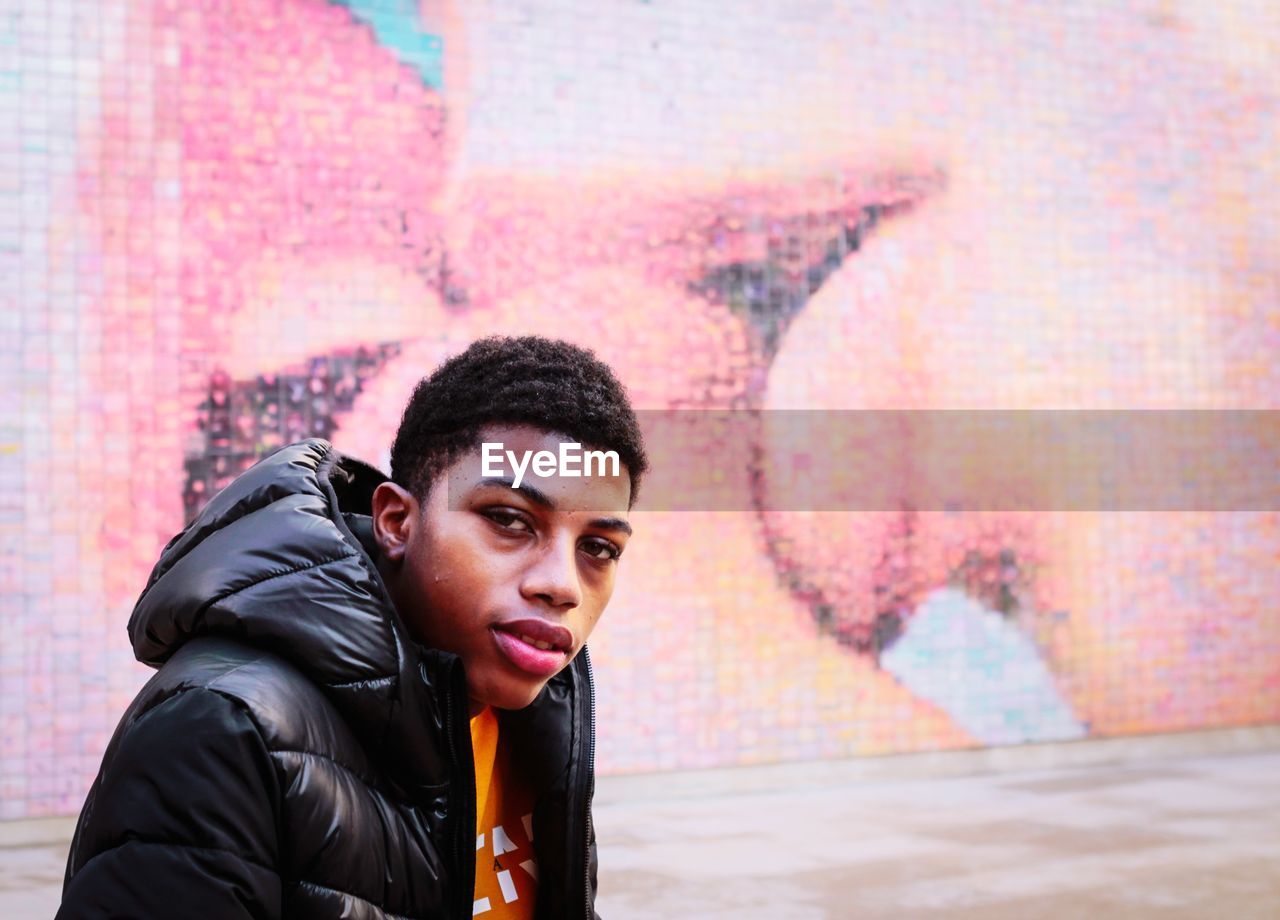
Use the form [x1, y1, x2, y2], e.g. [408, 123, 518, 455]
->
[495, 617, 573, 651]
[490, 618, 574, 678]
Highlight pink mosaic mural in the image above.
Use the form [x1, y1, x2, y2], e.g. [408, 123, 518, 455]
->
[4, 0, 1279, 819]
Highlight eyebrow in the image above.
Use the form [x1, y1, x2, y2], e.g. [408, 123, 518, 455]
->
[478, 477, 555, 508]
[475, 477, 633, 536]
[588, 516, 633, 537]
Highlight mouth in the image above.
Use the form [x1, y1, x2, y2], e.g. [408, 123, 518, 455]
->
[490, 618, 574, 678]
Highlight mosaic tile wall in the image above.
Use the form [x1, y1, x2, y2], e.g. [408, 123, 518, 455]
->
[4, 0, 1280, 819]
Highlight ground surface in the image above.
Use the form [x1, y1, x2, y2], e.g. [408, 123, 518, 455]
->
[4, 750, 1277, 918]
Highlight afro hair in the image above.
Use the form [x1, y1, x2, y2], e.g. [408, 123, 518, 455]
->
[389, 335, 648, 505]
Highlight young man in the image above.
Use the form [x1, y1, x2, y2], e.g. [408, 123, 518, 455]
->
[58, 336, 646, 919]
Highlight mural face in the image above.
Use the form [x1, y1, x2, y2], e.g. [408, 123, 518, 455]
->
[5, 0, 1279, 816]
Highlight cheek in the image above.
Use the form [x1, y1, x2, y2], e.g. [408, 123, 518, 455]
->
[406, 527, 495, 636]
[757, 209, 1048, 640]
[575, 572, 618, 637]
[576, 591, 609, 634]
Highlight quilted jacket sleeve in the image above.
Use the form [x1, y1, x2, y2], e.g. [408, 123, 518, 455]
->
[58, 687, 283, 920]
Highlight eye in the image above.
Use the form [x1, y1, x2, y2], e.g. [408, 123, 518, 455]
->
[580, 538, 622, 563]
[483, 508, 532, 533]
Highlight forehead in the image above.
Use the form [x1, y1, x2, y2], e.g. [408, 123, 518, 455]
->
[445, 423, 632, 515]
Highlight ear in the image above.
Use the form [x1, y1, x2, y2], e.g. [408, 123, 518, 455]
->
[371, 481, 418, 564]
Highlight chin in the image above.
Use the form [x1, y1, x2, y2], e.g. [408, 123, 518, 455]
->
[481, 678, 547, 712]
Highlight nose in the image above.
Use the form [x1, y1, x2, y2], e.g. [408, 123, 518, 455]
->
[519, 533, 583, 610]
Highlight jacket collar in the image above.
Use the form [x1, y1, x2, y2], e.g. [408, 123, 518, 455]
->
[129, 439, 458, 791]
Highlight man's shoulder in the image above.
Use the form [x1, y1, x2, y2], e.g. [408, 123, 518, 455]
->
[128, 636, 373, 776]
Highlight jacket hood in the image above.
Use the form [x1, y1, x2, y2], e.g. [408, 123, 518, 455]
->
[129, 438, 463, 791]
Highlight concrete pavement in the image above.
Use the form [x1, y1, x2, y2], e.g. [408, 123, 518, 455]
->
[4, 745, 1278, 918]
[593, 750, 1280, 918]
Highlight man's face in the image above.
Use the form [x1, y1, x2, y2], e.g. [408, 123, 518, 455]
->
[374, 424, 633, 712]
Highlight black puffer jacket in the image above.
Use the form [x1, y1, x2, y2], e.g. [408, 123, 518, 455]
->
[58, 440, 600, 919]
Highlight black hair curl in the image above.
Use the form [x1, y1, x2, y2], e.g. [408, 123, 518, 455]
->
[389, 336, 648, 505]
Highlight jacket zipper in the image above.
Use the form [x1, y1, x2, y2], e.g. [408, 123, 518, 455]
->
[441, 659, 476, 920]
[581, 647, 596, 920]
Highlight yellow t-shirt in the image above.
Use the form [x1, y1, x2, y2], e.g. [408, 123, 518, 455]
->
[470, 707, 538, 918]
